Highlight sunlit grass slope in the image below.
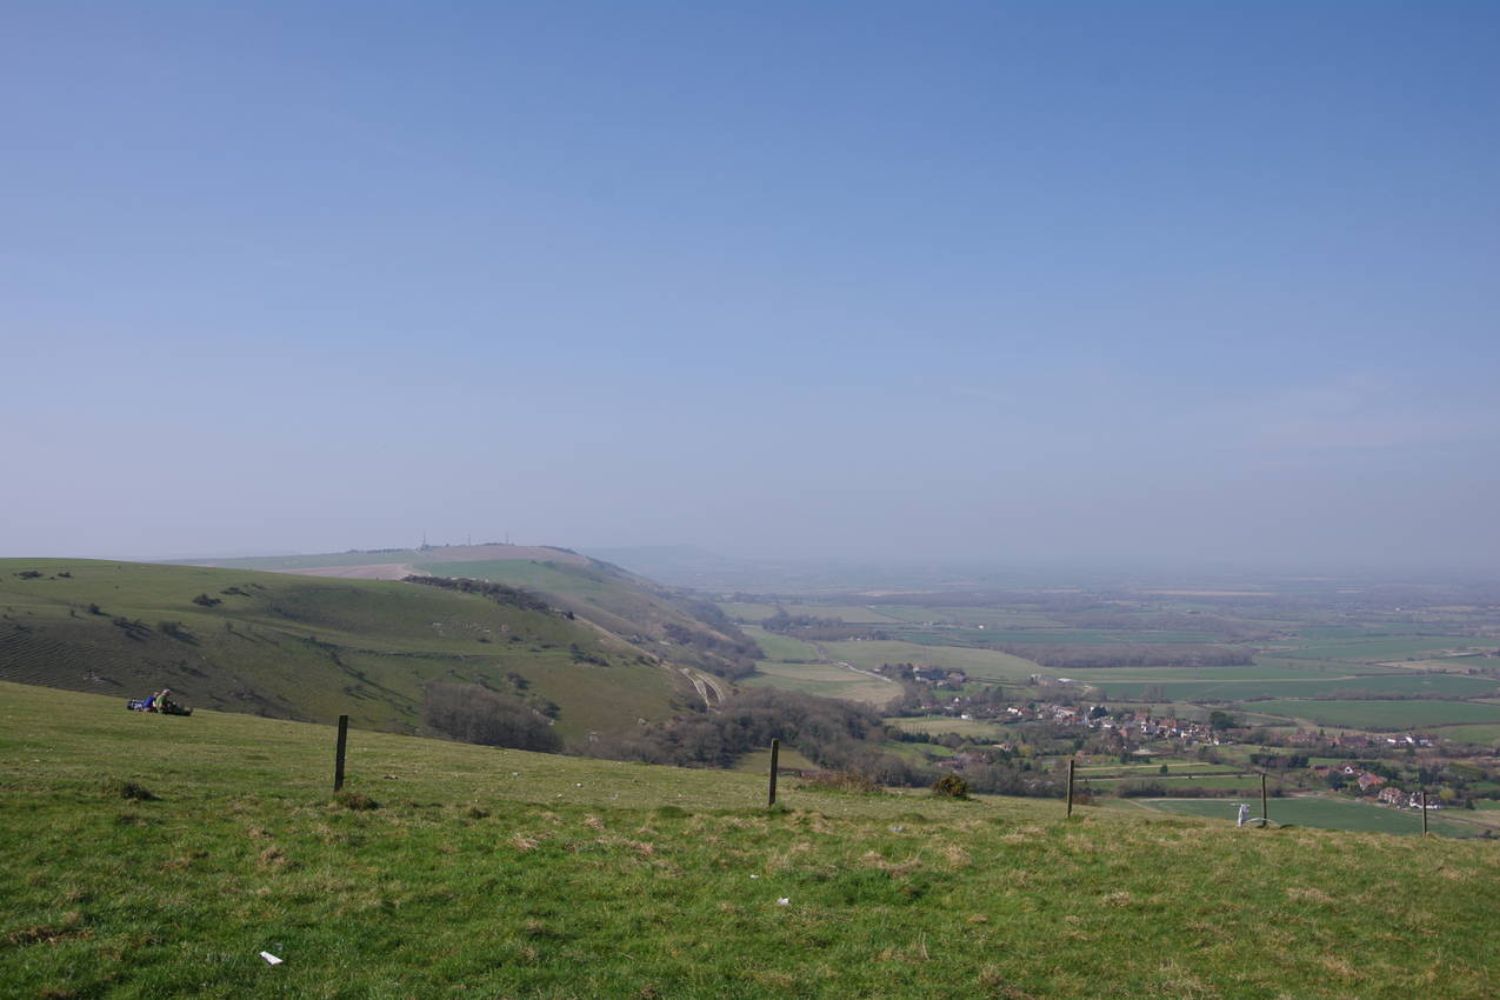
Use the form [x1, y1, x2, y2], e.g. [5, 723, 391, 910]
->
[1, 683, 1497, 999]
[199, 546, 762, 682]
[0, 559, 685, 742]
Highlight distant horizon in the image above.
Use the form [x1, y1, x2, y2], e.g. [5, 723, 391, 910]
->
[5, 538, 1496, 589]
[5, 4, 1498, 575]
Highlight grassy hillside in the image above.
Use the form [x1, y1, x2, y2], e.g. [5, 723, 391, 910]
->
[0, 559, 690, 743]
[198, 544, 762, 682]
[1, 683, 1496, 998]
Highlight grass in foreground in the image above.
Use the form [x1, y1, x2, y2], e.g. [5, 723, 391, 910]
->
[2, 682, 1498, 999]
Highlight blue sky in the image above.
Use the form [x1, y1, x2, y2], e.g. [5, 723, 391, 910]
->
[3, 2, 1498, 572]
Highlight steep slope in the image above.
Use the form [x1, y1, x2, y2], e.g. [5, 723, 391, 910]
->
[0, 559, 695, 743]
[199, 544, 763, 682]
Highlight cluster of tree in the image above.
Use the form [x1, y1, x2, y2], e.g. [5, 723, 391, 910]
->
[885, 679, 1009, 717]
[660, 622, 759, 679]
[1002, 644, 1251, 668]
[157, 620, 195, 643]
[568, 642, 609, 666]
[959, 758, 1065, 797]
[111, 616, 152, 640]
[587, 689, 924, 784]
[403, 574, 552, 614]
[423, 681, 562, 753]
[1249, 752, 1310, 770]
[761, 608, 844, 633]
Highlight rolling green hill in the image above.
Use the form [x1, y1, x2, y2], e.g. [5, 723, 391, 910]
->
[0, 559, 694, 744]
[1, 682, 1496, 998]
[195, 544, 762, 682]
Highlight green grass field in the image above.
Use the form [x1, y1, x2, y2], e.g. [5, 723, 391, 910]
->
[2, 683, 1499, 998]
[1276, 635, 1492, 662]
[1138, 796, 1480, 838]
[1085, 671, 1500, 702]
[742, 661, 900, 706]
[819, 640, 1041, 681]
[715, 601, 781, 623]
[1250, 699, 1500, 731]
[1437, 725, 1500, 747]
[882, 716, 1010, 740]
[741, 626, 822, 663]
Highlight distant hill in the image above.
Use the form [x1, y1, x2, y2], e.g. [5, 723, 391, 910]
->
[0, 558, 705, 746]
[192, 544, 763, 682]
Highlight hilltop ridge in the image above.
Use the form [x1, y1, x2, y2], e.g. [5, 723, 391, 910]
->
[192, 543, 762, 682]
[0, 558, 699, 744]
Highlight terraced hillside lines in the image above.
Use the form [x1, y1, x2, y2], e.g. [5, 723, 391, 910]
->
[0, 559, 689, 744]
[3, 683, 1499, 999]
[200, 545, 762, 682]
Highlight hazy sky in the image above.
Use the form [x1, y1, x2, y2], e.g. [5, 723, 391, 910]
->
[4, 2, 1498, 573]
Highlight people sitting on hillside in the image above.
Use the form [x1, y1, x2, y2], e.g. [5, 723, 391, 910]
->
[126, 688, 190, 715]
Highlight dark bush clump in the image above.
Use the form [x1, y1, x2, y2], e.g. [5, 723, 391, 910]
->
[191, 593, 222, 608]
[114, 781, 158, 801]
[335, 791, 380, 811]
[424, 682, 563, 753]
[932, 774, 970, 800]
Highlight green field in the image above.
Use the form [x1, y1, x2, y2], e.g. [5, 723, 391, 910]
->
[1276, 635, 1492, 662]
[896, 627, 1226, 648]
[715, 602, 903, 625]
[1139, 796, 1479, 838]
[819, 640, 1041, 681]
[883, 716, 1010, 740]
[732, 744, 819, 774]
[742, 661, 901, 706]
[715, 601, 781, 622]
[1086, 671, 1500, 702]
[1438, 725, 1500, 747]
[3, 683, 1499, 998]
[741, 625, 821, 663]
[1250, 699, 1500, 731]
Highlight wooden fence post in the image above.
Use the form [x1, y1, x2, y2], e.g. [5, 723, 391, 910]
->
[768, 738, 780, 808]
[333, 714, 349, 792]
[1260, 772, 1268, 827]
[1421, 789, 1428, 836]
[1066, 758, 1075, 819]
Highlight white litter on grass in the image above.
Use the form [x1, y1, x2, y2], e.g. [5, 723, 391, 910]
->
[750, 874, 759, 879]
[260, 952, 283, 966]
[776, 898, 790, 906]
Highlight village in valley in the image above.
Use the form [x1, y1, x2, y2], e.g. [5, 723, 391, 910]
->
[877, 657, 1491, 821]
